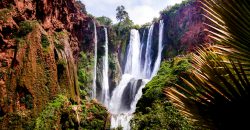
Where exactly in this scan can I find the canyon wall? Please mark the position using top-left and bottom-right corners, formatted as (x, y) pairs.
(161, 0), (211, 58)
(0, 0), (108, 129)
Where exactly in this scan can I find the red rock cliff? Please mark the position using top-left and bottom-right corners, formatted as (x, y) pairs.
(161, 0), (212, 58)
(0, 0), (95, 128)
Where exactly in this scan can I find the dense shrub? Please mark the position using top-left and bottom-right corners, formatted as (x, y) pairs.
(131, 101), (194, 130)
(19, 21), (35, 36)
(41, 34), (50, 48)
(35, 95), (68, 129)
(78, 51), (94, 97)
(132, 56), (193, 129)
(160, 0), (194, 16)
(96, 16), (113, 26)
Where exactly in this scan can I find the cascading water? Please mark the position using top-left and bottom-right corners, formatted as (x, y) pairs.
(151, 20), (164, 77)
(94, 21), (164, 129)
(101, 28), (110, 107)
(109, 29), (144, 130)
(91, 22), (98, 99)
(142, 24), (155, 79)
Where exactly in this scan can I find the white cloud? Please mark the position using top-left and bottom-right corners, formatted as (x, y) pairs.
(127, 5), (159, 25)
(81, 0), (185, 25)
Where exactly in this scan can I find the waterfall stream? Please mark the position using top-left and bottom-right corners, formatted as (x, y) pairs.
(91, 22), (98, 99)
(101, 28), (110, 107)
(151, 20), (164, 78)
(92, 20), (165, 129)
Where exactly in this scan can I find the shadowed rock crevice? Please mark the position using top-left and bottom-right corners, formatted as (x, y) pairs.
(16, 86), (33, 110)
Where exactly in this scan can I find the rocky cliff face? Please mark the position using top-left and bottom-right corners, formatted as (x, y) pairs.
(0, 0), (100, 129)
(161, 0), (211, 58)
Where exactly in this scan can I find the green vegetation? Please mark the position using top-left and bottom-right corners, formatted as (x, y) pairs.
(1, 60), (8, 67)
(20, 94), (33, 109)
(96, 16), (113, 26)
(57, 59), (67, 68)
(41, 34), (50, 48)
(133, 56), (193, 129)
(0, 8), (10, 22)
(131, 101), (193, 130)
(78, 51), (94, 98)
(160, 0), (194, 16)
(35, 95), (68, 129)
(19, 21), (36, 36)
(108, 54), (116, 73)
(165, 0), (250, 129)
(28, 95), (108, 130)
(0, 72), (4, 79)
(54, 42), (64, 50)
(79, 100), (109, 129)
(116, 5), (129, 22)
(54, 31), (66, 50)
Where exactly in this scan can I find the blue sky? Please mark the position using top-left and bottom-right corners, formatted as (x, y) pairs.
(81, 0), (184, 25)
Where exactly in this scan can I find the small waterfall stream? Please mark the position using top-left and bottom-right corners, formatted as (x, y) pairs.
(92, 20), (165, 130)
(91, 22), (98, 99)
(151, 20), (164, 77)
(101, 28), (110, 107)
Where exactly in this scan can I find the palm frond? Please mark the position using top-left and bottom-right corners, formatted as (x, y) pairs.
(165, 0), (250, 129)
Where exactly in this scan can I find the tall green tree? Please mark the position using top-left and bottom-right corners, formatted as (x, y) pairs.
(116, 5), (128, 22)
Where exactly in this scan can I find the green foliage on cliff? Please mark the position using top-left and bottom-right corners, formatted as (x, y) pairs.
(0, 8), (10, 22)
(19, 21), (36, 36)
(33, 95), (109, 130)
(41, 34), (50, 48)
(160, 0), (194, 16)
(35, 95), (68, 130)
(96, 16), (113, 26)
(80, 100), (109, 129)
(78, 51), (94, 98)
(132, 56), (193, 129)
(131, 101), (193, 130)
(139, 56), (191, 106)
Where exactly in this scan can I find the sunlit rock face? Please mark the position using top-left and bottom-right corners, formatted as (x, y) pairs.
(0, 0), (96, 129)
(160, 1), (212, 58)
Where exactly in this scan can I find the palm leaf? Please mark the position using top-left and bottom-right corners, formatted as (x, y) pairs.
(165, 0), (250, 129)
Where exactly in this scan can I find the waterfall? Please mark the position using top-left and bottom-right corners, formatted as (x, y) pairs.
(109, 30), (143, 130)
(109, 22), (164, 129)
(93, 21), (164, 130)
(124, 30), (141, 77)
(151, 20), (164, 77)
(101, 28), (110, 107)
(91, 22), (97, 99)
(142, 24), (154, 79)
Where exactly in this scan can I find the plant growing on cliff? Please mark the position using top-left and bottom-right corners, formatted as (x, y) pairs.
(41, 34), (50, 48)
(78, 51), (94, 98)
(160, 0), (194, 16)
(0, 8), (10, 22)
(35, 95), (68, 129)
(131, 101), (194, 130)
(96, 16), (113, 26)
(165, 0), (250, 129)
(133, 56), (193, 129)
(18, 21), (35, 36)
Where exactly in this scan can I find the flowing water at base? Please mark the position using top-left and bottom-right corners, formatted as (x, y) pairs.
(93, 20), (164, 130)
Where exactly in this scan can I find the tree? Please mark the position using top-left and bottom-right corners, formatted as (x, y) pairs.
(116, 5), (128, 22)
(96, 16), (112, 26)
